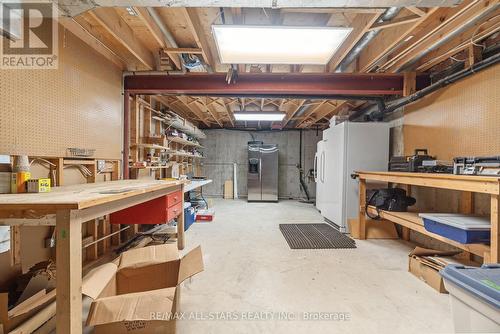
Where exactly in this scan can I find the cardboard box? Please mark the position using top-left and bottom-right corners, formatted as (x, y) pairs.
(408, 247), (462, 293)
(83, 244), (204, 334)
(348, 218), (398, 239)
(27, 178), (51, 193)
(0, 289), (56, 333)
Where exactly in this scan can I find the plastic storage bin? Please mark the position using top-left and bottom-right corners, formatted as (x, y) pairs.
(440, 264), (500, 333)
(419, 213), (491, 244)
(184, 202), (195, 231)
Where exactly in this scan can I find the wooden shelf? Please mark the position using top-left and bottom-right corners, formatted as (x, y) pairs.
(130, 165), (172, 170)
(167, 136), (203, 148)
(131, 143), (173, 152)
(366, 206), (490, 258)
(170, 152), (204, 159)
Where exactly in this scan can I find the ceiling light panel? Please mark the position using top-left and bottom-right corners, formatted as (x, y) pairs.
(212, 25), (352, 65)
(234, 113), (286, 121)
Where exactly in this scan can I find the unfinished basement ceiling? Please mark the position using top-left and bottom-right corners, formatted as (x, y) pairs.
(56, 0), (464, 17)
(154, 95), (362, 129)
(62, 1), (500, 129)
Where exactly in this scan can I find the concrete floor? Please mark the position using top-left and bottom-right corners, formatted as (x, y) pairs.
(179, 199), (454, 334)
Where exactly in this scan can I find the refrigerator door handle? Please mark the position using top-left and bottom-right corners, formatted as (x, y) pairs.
(259, 158), (262, 182)
(321, 151), (325, 183)
(313, 153), (318, 182)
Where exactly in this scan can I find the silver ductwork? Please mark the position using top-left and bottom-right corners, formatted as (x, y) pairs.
(287, 105), (312, 127)
(336, 7), (402, 73)
(396, 2), (500, 72)
(146, 7), (186, 73)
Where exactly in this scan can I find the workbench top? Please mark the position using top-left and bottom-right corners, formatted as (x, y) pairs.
(356, 171), (500, 195)
(0, 179), (185, 211)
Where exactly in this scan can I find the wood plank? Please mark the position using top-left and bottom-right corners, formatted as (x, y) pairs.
(0, 179), (186, 211)
(181, 8), (215, 70)
(383, 0), (497, 71)
(176, 96), (211, 127)
(55, 210), (82, 333)
(177, 184), (185, 250)
(460, 191), (475, 214)
(58, 18), (125, 70)
(163, 47), (203, 54)
(367, 14), (422, 32)
(134, 7), (182, 70)
(282, 99), (305, 127)
(403, 72), (416, 96)
(367, 206), (490, 257)
(89, 8), (155, 70)
(327, 13), (381, 72)
(359, 179), (367, 240)
(407, 7), (427, 16)
(491, 195), (499, 263)
(358, 7), (440, 72)
(282, 8), (386, 14)
(85, 219), (99, 261)
(357, 171), (500, 194)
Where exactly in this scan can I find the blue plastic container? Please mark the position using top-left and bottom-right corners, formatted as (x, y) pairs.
(419, 213), (490, 244)
(184, 203), (195, 231)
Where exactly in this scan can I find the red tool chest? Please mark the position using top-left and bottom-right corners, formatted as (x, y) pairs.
(110, 190), (183, 225)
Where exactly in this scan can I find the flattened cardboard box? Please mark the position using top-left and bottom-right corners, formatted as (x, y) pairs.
(408, 247), (462, 293)
(83, 244), (204, 334)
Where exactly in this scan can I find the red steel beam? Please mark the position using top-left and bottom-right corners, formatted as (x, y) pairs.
(124, 73), (426, 97)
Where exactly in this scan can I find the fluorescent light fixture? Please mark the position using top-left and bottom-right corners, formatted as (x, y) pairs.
(234, 112), (285, 121)
(212, 25), (352, 65)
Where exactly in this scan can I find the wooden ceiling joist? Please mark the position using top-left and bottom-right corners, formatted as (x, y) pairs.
(326, 12), (382, 72)
(180, 8), (216, 70)
(367, 14), (422, 32)
(380, 0), (497, 72)
(59, 17), (125, 69)
(174, 96), (211, 127)
(194, 97), (223, 127)
(88, 8), (155, 70)
(134, 7), (182, 70)
(407, 7), (428, 16)
(282, 99), (306, 128)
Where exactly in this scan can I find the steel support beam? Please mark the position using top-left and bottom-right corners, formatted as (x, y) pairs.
(124, 73), (428, 97)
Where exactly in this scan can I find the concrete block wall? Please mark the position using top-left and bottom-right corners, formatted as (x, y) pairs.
(200, 129), (321, 199)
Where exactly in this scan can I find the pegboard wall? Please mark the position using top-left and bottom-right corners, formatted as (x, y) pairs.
(0, 24), (123, 159)
(403, 64), (500, 160)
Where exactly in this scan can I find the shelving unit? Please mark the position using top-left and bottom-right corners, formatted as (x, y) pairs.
(128, 95), (206, 180)
(366, 206), (490, 258)
(357, 171), (500, 263)
(167, 136), (204, 148)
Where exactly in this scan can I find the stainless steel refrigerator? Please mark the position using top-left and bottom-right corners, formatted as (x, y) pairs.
(247, 142), (278, 202)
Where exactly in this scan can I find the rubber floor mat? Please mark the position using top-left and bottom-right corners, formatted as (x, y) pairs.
(279, 223), (356, 249)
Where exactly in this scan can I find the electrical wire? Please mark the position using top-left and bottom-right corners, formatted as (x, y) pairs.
(470, 14), (500, 49)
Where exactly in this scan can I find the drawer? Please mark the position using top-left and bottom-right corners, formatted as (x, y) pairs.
(110, 197), (167, 225)
(166, 190), (182, 208)
(166, 202), (182, 222)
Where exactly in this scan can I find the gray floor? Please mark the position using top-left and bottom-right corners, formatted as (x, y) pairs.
(179, 199), (454, 334)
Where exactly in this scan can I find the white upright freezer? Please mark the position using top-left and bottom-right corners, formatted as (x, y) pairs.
(314, 121), (389, 233)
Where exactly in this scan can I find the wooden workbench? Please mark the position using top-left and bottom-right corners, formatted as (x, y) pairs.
(356, 171), (500, 264)
(0, 179), (185, 333)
